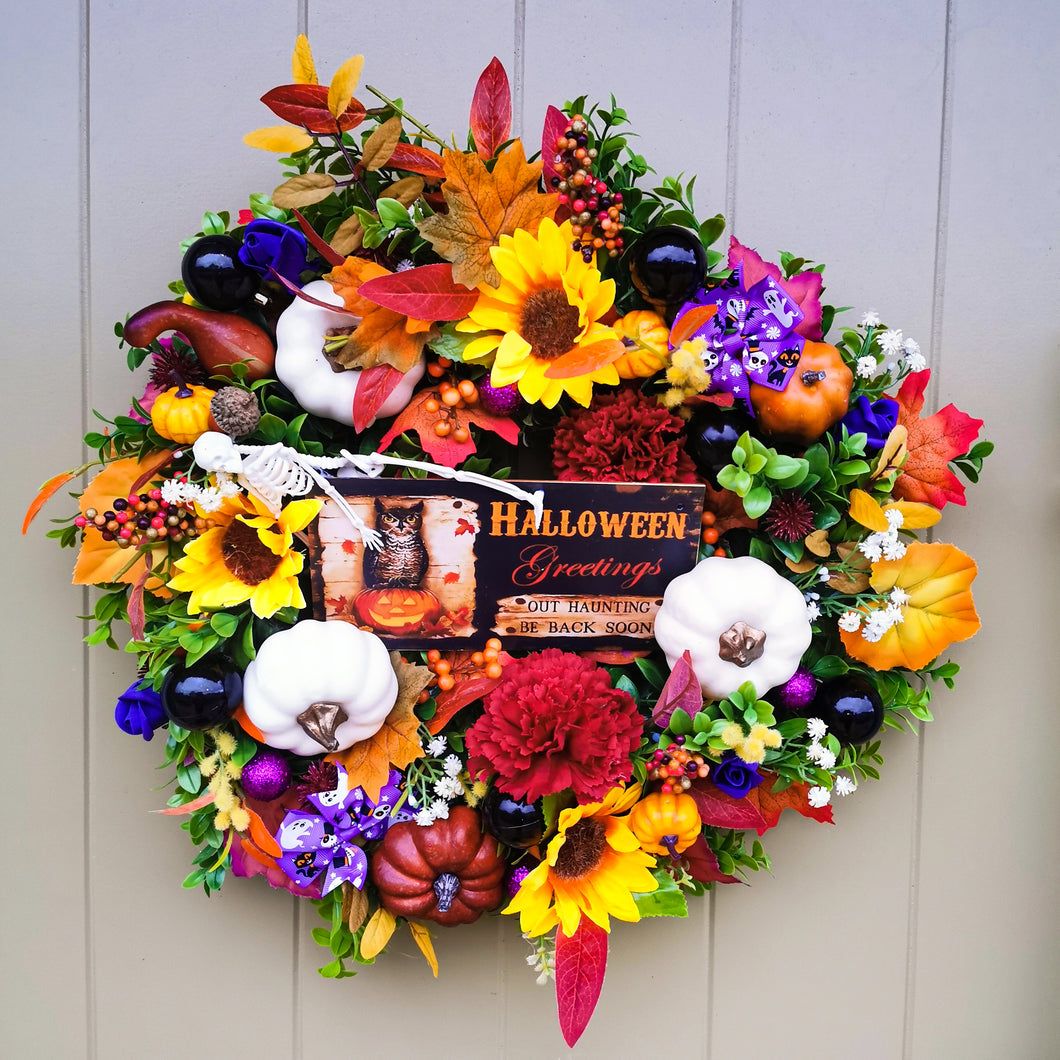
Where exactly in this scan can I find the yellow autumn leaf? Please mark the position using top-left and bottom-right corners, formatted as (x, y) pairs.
(848, 489), (891, 532)
(839, 541), (980, 671)
(886, 499), (941, 529)
(360, 906), (397, 960)
(244, 125), (314, 153)
(292, 34), (317, 84)
(871, 424), (908, 480)
(408, 921), (439, 978)
(328, 54), (365, 120)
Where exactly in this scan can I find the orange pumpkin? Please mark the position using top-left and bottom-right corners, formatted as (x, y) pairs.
(354, 586), (441, 634)
(612, 309), (670, 379)
(749, 341), (853, 447)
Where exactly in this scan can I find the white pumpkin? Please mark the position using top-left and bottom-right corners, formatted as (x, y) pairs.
(653, 555), (812, 700)
(274, 280), (425, 427)
(242, 620), (398, 755)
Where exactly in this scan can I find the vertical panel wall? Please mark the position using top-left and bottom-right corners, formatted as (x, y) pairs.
(3, 2), (1057, 1057)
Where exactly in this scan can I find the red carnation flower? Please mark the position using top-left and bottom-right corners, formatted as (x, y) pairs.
(465, 649), (644, 803)
(552, 387), (697, 483)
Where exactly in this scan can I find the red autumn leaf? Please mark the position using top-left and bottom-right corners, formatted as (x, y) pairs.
(687, 780), (768, 831)
(542, 338), (626, 379)
(427, 675), (501, 734)
(385, 142), (446, 181)
(260, 84), (366, 134)
(541, 105), (569, 184)
(376, 387), (521, 468)
(743, 771), (834, 835)
(669, 304), (719, 348)
(443, 571), (459, 584)
(652, 650), (704, 726)
(892, 369), (983, 508)
(555, 918), (608, 1048)
(127, 565), (151, 642)
(729, 236), (823, 341)
(352, 364), (405, 433)
(470, 57), (512, 159)
(291, 208), (345, 267)
(455, 518), (475, 536)
(356, 263), (478, 321)
(681, 835), (740, 885)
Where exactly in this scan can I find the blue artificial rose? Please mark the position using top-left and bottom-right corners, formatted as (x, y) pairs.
(837, 395), (899, 451)
(237, 219), (308, 284)
(115, 679), (167, 741)
(712, 751), (764, 799)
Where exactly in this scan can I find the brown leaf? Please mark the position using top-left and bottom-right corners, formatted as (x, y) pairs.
(804, 529), (832, 557)
(325, 653), (425, 801)
(829, 543), (872, 593)
(417, 143), (558, 289)
(341, 882), (369, 933)
(380, 175), (426, 207)
(362, 117), (404, 172)
(272, 173), (336, 209)
(330, 214), (365, 256)
(702, 481), (759, 536)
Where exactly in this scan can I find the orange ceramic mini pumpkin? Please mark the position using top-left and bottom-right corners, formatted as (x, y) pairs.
(749, 341), (853, 447)
(370, 806), (506, 926)
(353, 586), (441, 634)
(150, 384), (216, 445)
(612, 309), (670, 379)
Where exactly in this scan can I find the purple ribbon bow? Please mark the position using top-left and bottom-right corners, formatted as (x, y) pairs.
(275, 766), (412, 895)
(673, 264), (806, 407)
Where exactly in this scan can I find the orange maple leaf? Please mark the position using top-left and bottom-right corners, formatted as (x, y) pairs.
(325, 653), (430, 800)
(891, 370), (983, 508)
(324, 256), (434, 373)
(744, 772), (834, 835)
(376, 386), (520, 468)
(417, 142), (558, 289)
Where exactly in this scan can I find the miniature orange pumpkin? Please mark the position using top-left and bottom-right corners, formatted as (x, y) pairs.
(370, 806), (506, 925)
(150, 384), (216, 444)
(749, 341), (853, 447)
(628, 791), (701, 857)
(353, 586), (441, 634)
(612, 310), (670, 379)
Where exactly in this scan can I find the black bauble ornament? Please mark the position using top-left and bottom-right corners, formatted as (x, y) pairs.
(482, 787), (545, 848)
(161, 657), (243, 730)
(628, 226), (707, 313)
(181, 235), (259, 311)
(685, 405), (755, 488)
(812, 677), (885, 745)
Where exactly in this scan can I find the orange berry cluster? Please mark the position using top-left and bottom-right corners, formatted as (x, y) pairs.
(700, 509), (725, 556)
(74, 488), (210, 549)
(550, 115), (625, 262)
(649, 741), (710, 794)
(423, 359), (480, 442)
(426, 638), (504, 693)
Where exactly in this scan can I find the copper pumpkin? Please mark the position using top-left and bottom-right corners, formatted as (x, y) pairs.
(370, 807), (506, 926)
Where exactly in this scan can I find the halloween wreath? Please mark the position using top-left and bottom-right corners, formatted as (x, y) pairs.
(26, 38), (991, 1047)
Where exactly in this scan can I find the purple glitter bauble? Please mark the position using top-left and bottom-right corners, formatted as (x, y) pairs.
(507, 865), (531, 898)
(776, 667), (818, 713)
(477, 380), (522, 416)
(241, 749), (292, 801)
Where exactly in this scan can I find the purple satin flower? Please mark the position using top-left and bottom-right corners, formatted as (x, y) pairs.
(238, 220), (308, 284)
(838, 395), (899, 450)
(712, 751), (764, 799)
(114, 679), (167, 741)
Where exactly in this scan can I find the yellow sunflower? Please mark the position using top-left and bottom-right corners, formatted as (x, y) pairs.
(168, 494), (322, 618)
(455, 218), (625, 408)
(505, 785), (658, 938)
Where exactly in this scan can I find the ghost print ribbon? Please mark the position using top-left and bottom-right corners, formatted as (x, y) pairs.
(672, 264), (806, 406)
(275, 766), (412, 895)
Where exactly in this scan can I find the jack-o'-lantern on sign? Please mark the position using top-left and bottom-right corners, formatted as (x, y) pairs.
(353, 587), (442, 634)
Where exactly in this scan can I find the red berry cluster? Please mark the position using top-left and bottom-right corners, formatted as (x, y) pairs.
(550, 115), (624, 262)
(649, 740), (710, 794)
(74, 487), (211, 549)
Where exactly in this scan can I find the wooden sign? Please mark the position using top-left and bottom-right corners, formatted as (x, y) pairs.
(308, 478), (704, 649)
